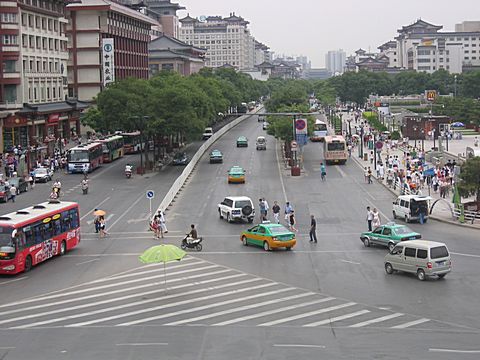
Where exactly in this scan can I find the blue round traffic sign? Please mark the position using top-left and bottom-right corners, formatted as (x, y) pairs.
(295, 119), (306, 131)
(146, 190), (155, 199)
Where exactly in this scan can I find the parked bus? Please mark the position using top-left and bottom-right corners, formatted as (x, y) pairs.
(121, 131), (142, 154)
(99, 135), (124, 162)
(66, 142), (103, 173)
(0, 200), (80, 274)
(324, 135), (347, 164)
(311, 119), (328, 142)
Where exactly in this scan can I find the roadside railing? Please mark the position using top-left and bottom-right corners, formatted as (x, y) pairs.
(155, 108), (262, 216)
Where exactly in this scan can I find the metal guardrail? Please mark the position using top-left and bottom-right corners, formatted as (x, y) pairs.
(155, 108), (261, 216)
(453, 207), (480, 224)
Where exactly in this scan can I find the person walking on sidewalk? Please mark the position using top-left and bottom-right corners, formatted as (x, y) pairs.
(364, 167), (369, 183)
(309, 215), (317, 243)
(366, 206), (374, 231)
(367, 167), (373, 184)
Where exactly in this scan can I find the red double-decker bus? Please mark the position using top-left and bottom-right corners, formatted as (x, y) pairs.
(0, 200), (80, 274)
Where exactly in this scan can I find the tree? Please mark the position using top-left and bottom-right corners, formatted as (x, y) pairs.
(457, 157), (480, 202)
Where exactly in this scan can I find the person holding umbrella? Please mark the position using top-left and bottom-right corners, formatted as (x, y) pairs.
(93, 209), (106, 234)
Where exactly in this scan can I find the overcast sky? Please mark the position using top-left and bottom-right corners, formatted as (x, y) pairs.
(177, 0), (478, 67)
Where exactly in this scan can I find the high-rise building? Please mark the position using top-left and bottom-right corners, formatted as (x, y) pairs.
(66, 0), (158, 102)
(325, 50), (346, 75)
(178, 13), (257, 70)
(0, 0), (87, 157)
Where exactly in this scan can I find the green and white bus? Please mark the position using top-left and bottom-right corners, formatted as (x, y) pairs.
(99, 135), (124, 163)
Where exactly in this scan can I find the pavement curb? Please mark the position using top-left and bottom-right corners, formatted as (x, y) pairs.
(349, 151), (480, 231)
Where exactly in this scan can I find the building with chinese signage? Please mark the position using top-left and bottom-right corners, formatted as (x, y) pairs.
(0, 0), (89, 161)
(66, 0), (159, 101)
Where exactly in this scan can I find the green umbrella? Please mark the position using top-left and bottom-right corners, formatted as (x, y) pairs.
(139, 244), (186, 291)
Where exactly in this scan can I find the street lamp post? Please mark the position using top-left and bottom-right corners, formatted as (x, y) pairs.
(413, 125), (418, 149)
(130, 115), (149, 172)
(420, 129), (425, 151)
(432, 128), (436, 150)
(454, 75), (457, 98)
(359, 125), (364, 159)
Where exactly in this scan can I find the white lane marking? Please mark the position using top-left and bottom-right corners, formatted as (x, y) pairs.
(275, 138), (288, 203)
(165, 292), (315, 326)
(391, 318), (430, 329)
(303, 310), (371, 327)
(0, 277), (28, 285)
(335, 165), (346, 178)
(116, 343), (168, 347)
(107, 192), (146, 231)
(115, 286), (292, 328)
(0, 263), (219, 309)
(272, 344), (326, 349)
(349, 313), (403, 328)
(451, 252), (480, 259)
(71, 283), (282, 328)
(351, 174), (376, 201)
(80, 197), (111, 221)
(258, 302), (356, 327)
(212, 296), (334, 326)
(0, 347), (16, 349)
(340, 259), (361, 265)
(1, 271), (242, 326)
(75, 259), (99, 266)
(9, 276), (260, 329)
(429, 349), (480, 354)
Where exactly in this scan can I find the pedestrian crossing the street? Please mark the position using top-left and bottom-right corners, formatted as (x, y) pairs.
(0, 257), (461, 330)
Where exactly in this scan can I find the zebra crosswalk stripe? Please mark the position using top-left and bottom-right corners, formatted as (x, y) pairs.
(350, 313), (404, 328)
(303, 310), (371, 327)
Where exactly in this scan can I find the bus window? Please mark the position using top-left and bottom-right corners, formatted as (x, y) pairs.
(53, 219), (62, 236)
(23, 226), (35, 247)
(62, 211), (72, 232)
(15, 233), (26, 251)
(33, 223), (43, 244)
(70, 209), (79, 228)
(43, 222), (53, 239)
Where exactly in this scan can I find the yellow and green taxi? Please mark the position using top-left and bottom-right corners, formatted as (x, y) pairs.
(241, 222), (296, 251)
(228, 166), (246, 184)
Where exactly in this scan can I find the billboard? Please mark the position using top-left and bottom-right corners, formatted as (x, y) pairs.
(102, 38), (115, 86)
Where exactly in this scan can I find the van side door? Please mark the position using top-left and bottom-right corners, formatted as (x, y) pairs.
(403, 247), (417, 273)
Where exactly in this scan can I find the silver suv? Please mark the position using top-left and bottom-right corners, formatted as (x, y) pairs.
(218, 196), (255, 223)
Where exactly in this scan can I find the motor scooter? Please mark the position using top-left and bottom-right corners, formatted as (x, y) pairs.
(125, 169), (132, 179)
(181, 234), (203, 251)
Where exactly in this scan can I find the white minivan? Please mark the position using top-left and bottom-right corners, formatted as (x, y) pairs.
(384, 240), (451, 281)
(392, 195), (432, 223)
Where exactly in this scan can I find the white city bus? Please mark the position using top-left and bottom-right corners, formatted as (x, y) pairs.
(324, 135), (347, 164)
(311, 119), (328, 142)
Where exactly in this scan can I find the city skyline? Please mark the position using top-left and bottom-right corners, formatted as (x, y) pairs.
(177, 0), (479, 67)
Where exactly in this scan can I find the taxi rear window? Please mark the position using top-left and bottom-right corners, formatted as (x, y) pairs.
(269, 225), (290, 234)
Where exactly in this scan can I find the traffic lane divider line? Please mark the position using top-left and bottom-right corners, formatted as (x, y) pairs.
(272, 344), (326, 349)
(80, 196), (111, 221)
(116, 343), (168, 347)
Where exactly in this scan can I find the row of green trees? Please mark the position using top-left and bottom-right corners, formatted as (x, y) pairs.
(82, 68), (269, 139)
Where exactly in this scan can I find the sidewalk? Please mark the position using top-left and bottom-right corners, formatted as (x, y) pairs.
(339, 113), (480, 230)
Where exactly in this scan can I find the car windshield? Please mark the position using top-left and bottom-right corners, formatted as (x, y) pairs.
(174, 153), (185, 159)
(68, 150), (89, 163)
(431, 246), (449, 259)
(394, 226), (414, 235)
(234, 200), (250, 208)
(269, 225), (290, 235)
(36, 168), (47, 175)
(0, 226), (13, 247)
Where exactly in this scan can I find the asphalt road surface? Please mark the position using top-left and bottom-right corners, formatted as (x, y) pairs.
(1, 113), (480, 360)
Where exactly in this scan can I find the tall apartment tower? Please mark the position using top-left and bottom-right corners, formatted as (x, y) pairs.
(178, 13), (255, 70)
(145, 0), (185, 38)
(325, 49), (346, 75)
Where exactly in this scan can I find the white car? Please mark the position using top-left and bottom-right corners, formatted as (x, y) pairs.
(218, 196), (255, 223)
(202, 127), (213, 140)
(34, 167), (53, 183)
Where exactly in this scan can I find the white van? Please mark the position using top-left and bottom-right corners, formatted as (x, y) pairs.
(384, 240), (451, 281)
(256, 136), (266, 150)
(392, 195), (432, 223)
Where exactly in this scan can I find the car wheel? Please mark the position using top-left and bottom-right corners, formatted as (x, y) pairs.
(404, 215), (409, 223)
(248, 218), (253, 223)
(392, 211), (396, 219)
(438, 274), (446, 279)
(242, 236), (248, 246)
(385, 262), (394, 274)
(59, 240), (66, 256)
(388, 242), (395, 252)
(286, 246), (292, 251)
(24, 255), (32, 273)
(263, 241), (270, 251)
(226, 213), (231, 223)
(363, 238), (370, 247)
(218, 209), (223, 219)
(417, 269), (426, 281)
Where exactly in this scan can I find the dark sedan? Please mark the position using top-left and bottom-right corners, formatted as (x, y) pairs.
(172, 152), (189, 166)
